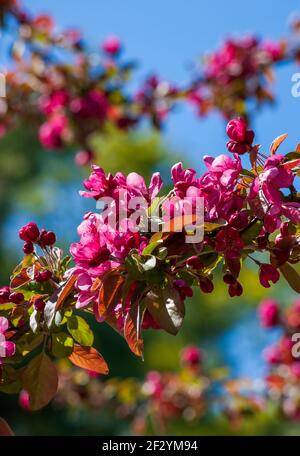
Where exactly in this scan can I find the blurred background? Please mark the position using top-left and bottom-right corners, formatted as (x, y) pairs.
(0, 0), (300, 435)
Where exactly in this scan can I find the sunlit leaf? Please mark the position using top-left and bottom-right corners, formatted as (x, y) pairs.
(98, 269), (124, 318)
(143, 287), (185, 335)
(67, 315), (94, 347)
(270, 133), (288, 154)
(68, 345), (109, 374)
(51, 332), (74, 358)
(124, 302), (145, 357)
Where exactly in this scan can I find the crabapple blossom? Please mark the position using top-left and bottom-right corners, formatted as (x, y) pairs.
(0, 317), (15, 364)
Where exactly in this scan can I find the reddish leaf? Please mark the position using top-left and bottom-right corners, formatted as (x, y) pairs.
(10, 268), (31, 289)
(55, 274), (77, 311)
(270, 133), (288, 155)
(21, 353), (58, 411)
(69, 345), (109, 375)
(98, 269), (124, 319)
(124, 303), (145, 357)
(296, 143), (300, 153)
(0, 417), (14, 436)
(283, 158), (300, 170)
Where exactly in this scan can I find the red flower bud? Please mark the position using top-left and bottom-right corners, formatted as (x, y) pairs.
(0, 287), (10, 303)
(39, 230), (56, 247)
(9, 292), (24, 304)
(259, 264), (280, 288)
(23, 241), (34, 254)
(199, 277), (214, 293)
(227, 140), (249, 155)
(181, 346), (203, 366)
(226, 117), (247, 142)
(102, 36), (121, 55)
(226, 117), (254, 155)
(223, 273), (236, 285)
(228, 281), (243, 297)
(34, 298), (45, 312)
(35, 270), (52, 282)
(258, 298), (279, 328)
(19, 222), (40, 242)
(186, 256), (203, 269)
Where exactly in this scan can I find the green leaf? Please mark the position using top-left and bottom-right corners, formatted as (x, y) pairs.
(17, 333), (43, 356)
(51, 332), (74, 358)
(0, 366), (22, 394)
(241, 219), (263, 244)
(21, 353), (58, 411)
(67, 315), (94, 347)
(142, 238), (163, 256)
(156, 246), (168, 260)
(280, 263), (300, 293)
(240, 169), (256, 179)
(143, 287), (185, 335)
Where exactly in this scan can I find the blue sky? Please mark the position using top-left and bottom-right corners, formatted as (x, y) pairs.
(26, 0), (300, 169)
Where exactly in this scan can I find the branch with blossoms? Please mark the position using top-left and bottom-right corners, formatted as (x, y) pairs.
(0, 1), (300, 165)
(0, 118), (299, 410)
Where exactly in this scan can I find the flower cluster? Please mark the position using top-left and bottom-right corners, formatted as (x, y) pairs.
(0, 2), (300, 165)
(0, 120), (299, 411)
(70, 119), (299, 351)
(259, 298), (300, 420)
(188, 35), (288, 119)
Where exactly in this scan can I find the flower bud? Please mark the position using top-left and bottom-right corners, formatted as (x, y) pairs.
(39, 230), (56, 247)
(9, 292), (24, 304)
(258, 299), (279, 327)
(19, 222), (40, 242)
(199, 277), (214, 293)
(102, 36), (121, 55)
(23, 241), (34, 254)
(34, 298), (45, 312)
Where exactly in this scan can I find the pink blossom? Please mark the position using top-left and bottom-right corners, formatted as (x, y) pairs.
(102, 36), (122, 55)
(70, 212), (148, 309)
(0, 317), (15, 365)
(80, 165), (162, 203)
(69, 89), (108, 120)
(38, 113), (68, 149)
(19, 390), (30, 410)
(181, 346), (203, 366)
(258, 299), (279, 327)
(39, 89), (69, 115)
(263, 345), (281, 364)
(248, 155), (300, 232)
